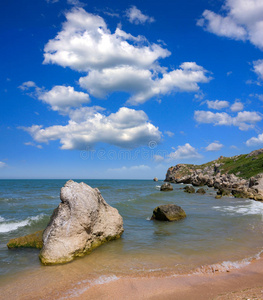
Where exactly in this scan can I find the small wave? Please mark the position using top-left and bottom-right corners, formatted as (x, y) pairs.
(193, 249), (263, 275)
(0, 214), (46, 233)
(0, 197), (15, 202)
(213, 200), (263, 216)
(0, 215), (5, 222)
(155, 185), (161, 190)
(60, 275), (119, 299)
(127, 198), (136, 202)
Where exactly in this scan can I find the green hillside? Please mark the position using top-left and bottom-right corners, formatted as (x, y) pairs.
(199, 149), (263, 179)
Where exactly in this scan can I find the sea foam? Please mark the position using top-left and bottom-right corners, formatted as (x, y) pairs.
(60, 275), (119, 299)
(0, 214), (46, 233)
(193, 249), (263, 275)
(213, 199), (263, 216)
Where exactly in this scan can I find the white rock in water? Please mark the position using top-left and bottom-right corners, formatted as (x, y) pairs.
(39, 180), (124, 265)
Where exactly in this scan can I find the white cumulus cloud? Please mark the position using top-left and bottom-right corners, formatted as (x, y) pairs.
(38, 86), (90, 113)
(206, 100), (229, 110)
(246, 133), (263, 146)
(43, 8), (168, 72)
(167, 143), (202, 161)
(197, 0), (263, 50)
(42, 8), (211, 105)
(205, 142), (224, 151)
(126, 6), (155, 25)
(252, 59), (263, 80)
(22, 107), (161, 150)
(230, 101), (244, 112)
(79, 63), (211, 105)
(18, 81), (38, 91)
(194, 110), (262, 130)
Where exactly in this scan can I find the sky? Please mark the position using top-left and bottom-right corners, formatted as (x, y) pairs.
(0, 0), (263, 179)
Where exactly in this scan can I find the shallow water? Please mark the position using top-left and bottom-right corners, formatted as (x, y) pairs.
(0, 179), (263, 287)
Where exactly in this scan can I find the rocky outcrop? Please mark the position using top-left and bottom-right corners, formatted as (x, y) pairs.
(164, 149), (263, 201)
(151, 204), (186, 222)
(39, 180), (124, 265)
(7, 230), (43, 249)
(160, 183), (173, 191)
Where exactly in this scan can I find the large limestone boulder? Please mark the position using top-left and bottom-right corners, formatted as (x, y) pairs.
(151, 204), (186, 222)
(39, 180), (124, 265)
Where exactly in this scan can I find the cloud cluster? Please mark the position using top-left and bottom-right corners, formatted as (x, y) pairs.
(43, 8), (211, 105)
(197, 0), (263, 50)
(23, 107), (161, 150)
(194, 110), (262, 130)
(80, 62), (211, 105)
(21, 7), (213, 151)
(44, 8), (169, 72)
(126, 6), (154, 25)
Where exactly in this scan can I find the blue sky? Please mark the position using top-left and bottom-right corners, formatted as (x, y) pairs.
(1, 0), (263, 179)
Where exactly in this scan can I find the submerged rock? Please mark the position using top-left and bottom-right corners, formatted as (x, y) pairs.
(151, 204), (186, 222)
(184, 186), (195, 193)
(160, 183), (173, 191)
(217, 187), (231, 196)
(7, 230), (43, 249)
(196, 188), (206, 194)
(39, 180), (124, 265)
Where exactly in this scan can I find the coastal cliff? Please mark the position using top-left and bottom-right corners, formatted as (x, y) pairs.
(165, 148), (263, 201)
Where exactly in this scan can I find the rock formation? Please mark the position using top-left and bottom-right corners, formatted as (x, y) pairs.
(151, 204), (186, 222)
(160, 183), (173, 191)
(164, 148), (263, 201)
(153, 177), (158, 182)
(39, 180), (124, 265)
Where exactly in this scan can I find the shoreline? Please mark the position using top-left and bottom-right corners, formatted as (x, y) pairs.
(65, 256), (263, 300)
(0, 253), (263, 299)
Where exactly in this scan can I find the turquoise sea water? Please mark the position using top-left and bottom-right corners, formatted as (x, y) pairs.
(0, 179), (263, 286)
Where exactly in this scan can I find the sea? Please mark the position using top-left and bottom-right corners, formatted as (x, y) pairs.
(0, 179), (263, 298)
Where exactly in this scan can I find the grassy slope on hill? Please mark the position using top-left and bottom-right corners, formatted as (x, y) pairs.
(173, 150), (263, 179)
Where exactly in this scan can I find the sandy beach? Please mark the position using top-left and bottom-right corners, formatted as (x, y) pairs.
(0, 255), (262, 300)
(72, 257), (263, 300)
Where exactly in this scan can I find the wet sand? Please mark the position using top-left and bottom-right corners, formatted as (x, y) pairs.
(1, 256), (263, 300)
(74, 258), (263, 300)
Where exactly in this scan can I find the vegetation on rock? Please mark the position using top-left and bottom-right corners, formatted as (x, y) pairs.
(7, 230), (43, 249)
